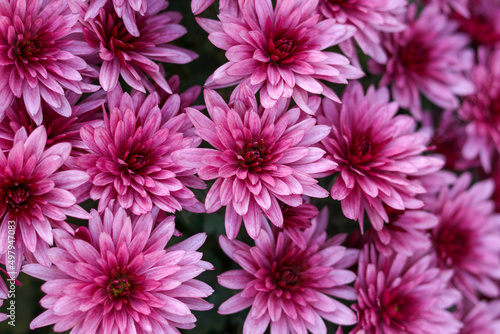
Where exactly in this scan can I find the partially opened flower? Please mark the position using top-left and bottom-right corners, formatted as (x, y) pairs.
(274, 199), (318, 249)
(425, 173), (500, 300)
(218, 212), (359, 333)
(369, 4), (474, 119)
(0, 126), (90, 274)
(79, 86), (205, 215)
(173, 89), (335, 239)
(319, 81), (444, 231)
(318, 0), (406, 64)
(354, 245), (463, 333)
(25, 206), (214, 333)
(459, 47), (500, 172)
(196, 0), (363, 114)
(80, 0), (197, 93)
(0, 0), (97, 123)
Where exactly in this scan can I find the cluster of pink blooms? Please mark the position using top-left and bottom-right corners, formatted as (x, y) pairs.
(0, 0), (500, 333)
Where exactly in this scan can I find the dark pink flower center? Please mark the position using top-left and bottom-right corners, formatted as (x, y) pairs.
(107, 267), (144, 301)
(10, 33), (42, 62)
(4, 183), (30, 212)
(346, 133), (380, 166)
(120, 151), (149, 171)
(399, 38), (430, 74)
(270, 247), (307, 291)
(379, 290), (415, 330)
(434, 225), (471, 267)
(239, 139), (272, 172)
(265, 18), (309, 64)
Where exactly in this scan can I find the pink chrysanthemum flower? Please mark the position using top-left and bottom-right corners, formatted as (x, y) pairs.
(24, 206), (214, 333)
(86, 0), (147, 37)
(173, 89), (335, 239)
(318, 0), (406, 64)
(274, 199), (318, 249)
(459, 47), (500, 173)
(78, 0), (197, 93)
(354, 245), (463, 333)
(0, 0), (97, 123)
(318, 81), (444, 231)
(369, 4), (474, 119)
(453, 0), (500, 46)
(0, 91), (105, 156)
(0, 126), (90, 274)
(79, 87), (205, 215)
(458, 299), (500, 334)
(218, 213), (359, 334)
(373, 207), (438, 256)
(196, 0), (363, 114)
(425, 173), (500, 300)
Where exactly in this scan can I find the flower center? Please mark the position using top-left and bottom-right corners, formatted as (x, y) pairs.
(399, 38), (429, 74)
(239, 139), (272, 172)
(5, 183), (30, 212)
(9, 32), (43, 62)
(380, 290), (414, 330)
(107, 267), (136, 300)
(273, 262), (302, 289)
(119, 150), (149, 172)
(265, 18), (309, 64)
(434, 225), (471, 267)
(347, 134), (375, 165)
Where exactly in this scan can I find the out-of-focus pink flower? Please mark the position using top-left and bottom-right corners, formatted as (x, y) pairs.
(425, 0), (470, 18)
(79, 86), (205, 215)
(318, 0), (406, 64)
(0, 126), (90, 275)
(196, 0), (363, 114)
(318, 81), (444, 232)
(369, 4), (474, 119)
(459, 47), (500, 173)
(425, 173), (500, 300)
(0, 0), (98, 124)
(79, 0), (197, 93)
(218, 212), (359, 334)
(25, 206), (214, 333)
(0, 91), (105, 156)
(453, 0), (500, 46)
(173, 89), (335, 239)
(373, 207), (438, 256)
(354, 245), (463, 333)
(458, 299), (500, 334)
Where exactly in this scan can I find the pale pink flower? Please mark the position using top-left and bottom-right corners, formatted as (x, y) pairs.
(218, 214), (359, 334)
(78, 0), (197, 93)
(318, 81), (444, 232)
(173, 89), (335, 239)
(25, 206), (214, 333)
(0, 126), (90, 274)
(0, 0), (98, 124)
(425, 172), (500, 300)
(369, 4), (474, 119)
(318, 0), (406, 64)
(196, 0), (364, 114)
(459, 47), (500, 172)
(354, 245), (463, 333)
(79, 87), (205, 215)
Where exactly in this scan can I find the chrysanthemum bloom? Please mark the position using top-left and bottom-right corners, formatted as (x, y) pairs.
(353, 246), (463, 333)
(0, 91), (105, 156)
(273, 199), (318, 249)
(369, 4), (474, 119)
(424, 173), (500, 300)
(0, 126), (90, 274)
(425, 0), (470, 18)
(24, 206), (214, 333)
(79, 0), (197, 93)
(196, 0), (364, 114)
(459, 47), (500, 173)
(453, 0), (500, 46)
(79, 87), (205, 215)
(86, 0), (147, 37)
(0, 0), (98, 123)
(173, 89), (335, 239)
(318, 81), (444, 231)
(218, 214), (359, 334)
(373, 207), (438, 256)
(458, 299), (500, 334)
(318, 0), (406, 64)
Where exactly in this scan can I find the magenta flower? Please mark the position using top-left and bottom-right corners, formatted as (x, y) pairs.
(318, 81), (444, 232)
(369, 4), (474, 119)
(0, 0), (97, 123)
(275, 199), (318, 249)
(80, 0), (197, 93)
(453, 0), (500, 46)
(425, 173), (500, 300)
(373, 207), (438, 256)
(196, 0), (363, 114)
(24, 206), (214, 333)
(173, 89), (335, 239)
(218, 214), (359, 333)
(459, 299), (500, 334)
(318, 0), (406, 64)
(459, 47), (500, 173)
(0, 126), (90, 274)
(354, 246), (463, 333)
(86, 0), (147, 37)
(79, 87), (205, 215)
(0, 91), (105, 156)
